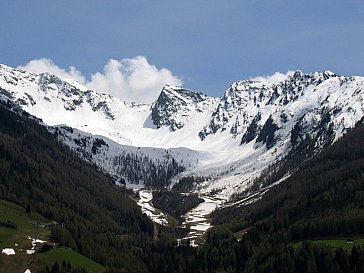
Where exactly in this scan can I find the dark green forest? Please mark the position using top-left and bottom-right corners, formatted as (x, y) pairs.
(1, 100), (364, 273)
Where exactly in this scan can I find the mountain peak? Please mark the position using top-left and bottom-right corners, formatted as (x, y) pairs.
(151, 85), (214, 131)
(160, 84), (207, 103)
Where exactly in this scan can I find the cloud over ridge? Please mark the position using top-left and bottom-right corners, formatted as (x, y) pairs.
(18, 56), (182, 104)
(249, 71), (295, 83)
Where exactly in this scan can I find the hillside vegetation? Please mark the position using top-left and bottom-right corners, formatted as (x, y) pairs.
(0, 103), (155, 272)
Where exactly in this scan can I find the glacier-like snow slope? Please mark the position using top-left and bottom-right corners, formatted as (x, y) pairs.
(1, 64), (364, 201)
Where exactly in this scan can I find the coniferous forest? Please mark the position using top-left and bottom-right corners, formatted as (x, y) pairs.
(1, 100), (364, 273)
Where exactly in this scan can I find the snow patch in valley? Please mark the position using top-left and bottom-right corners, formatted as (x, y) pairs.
(2, 248), (15, 255)
(27, 236), (46, 250)
(32, 239), (46, 244)
(180, 195), (224, 244)
(137, 190), (168, 226)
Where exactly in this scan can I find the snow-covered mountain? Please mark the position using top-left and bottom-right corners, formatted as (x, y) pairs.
(1, 63), (364, 200)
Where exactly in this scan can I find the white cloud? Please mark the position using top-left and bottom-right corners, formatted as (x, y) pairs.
(18, 56), (182, 104)
(250, 71), (295, 83)
(18, 58), (86, 84)
(87, 56), (182, 103)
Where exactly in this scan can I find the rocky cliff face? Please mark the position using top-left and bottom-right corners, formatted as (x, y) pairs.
(151, 84), (217, 131)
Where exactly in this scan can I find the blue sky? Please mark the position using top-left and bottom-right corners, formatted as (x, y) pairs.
(1, 0), (363, 101)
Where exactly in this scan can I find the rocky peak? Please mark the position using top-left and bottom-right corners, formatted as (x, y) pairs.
(151, 85), (212, 131)
(161, 84), (206, 103)
(38, 73), (85, 105)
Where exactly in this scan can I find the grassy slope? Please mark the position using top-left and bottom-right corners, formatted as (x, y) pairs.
(0, 199), (104, 273)
(37, 248), (105, 272)
(0, 199), (50, 273)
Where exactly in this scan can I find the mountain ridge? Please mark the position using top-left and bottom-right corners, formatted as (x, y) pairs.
(1, 63), (364, 200)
